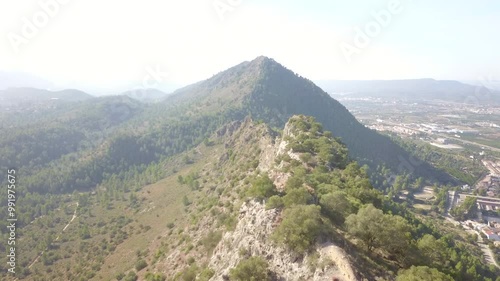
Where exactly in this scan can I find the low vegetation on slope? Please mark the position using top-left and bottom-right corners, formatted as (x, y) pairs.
(2, 114), (498, 281)
(390, 136), (487, 185)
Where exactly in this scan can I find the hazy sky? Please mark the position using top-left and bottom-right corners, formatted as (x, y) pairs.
(1, 0), (499, 92)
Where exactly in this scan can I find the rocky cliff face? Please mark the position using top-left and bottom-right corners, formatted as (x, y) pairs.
(208, 117), (359, 281)
(208, 201), (358, 281)
(257, 118), (300, 192)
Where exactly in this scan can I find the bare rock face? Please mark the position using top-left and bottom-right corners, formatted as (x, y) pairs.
(256, 135), (277, 173)
(258, 134), (290, 192)
(258, 119), (300, 192)
(208, 201), (358, 281)
(216, 119), (243, 138)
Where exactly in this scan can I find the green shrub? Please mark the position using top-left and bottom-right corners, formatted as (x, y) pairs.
(266, 195), (284, 209)
(285, 175), (303, 190)
(124, 271), (138, 281)
(299, 152), (312, 163)
(396, 266), (453, 281)
(247, 174), (277, 200)
(319, 191), (352, 225)
(202, 230), (222, 255)
(283, 188), (312, 207)
(229, 256), (271, 281)
(198, 267), (215, 281)
(273, 205), (322, 253)
(135, 259), (147, 271)
(116, 272), (125, 280)
(179, 264), (198, 281)
(239, 247), (251, 258)
(145, 272), (166, 281)
(183, 195), (191, 206)
(224, 214), (238, 230)
(306, 251), (320, 272)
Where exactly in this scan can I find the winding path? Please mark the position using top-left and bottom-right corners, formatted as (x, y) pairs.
(28, 202), (79, 269)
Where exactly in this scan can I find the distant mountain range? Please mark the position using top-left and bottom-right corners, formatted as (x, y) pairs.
(0, 87), (93, 107)
(0, 71), (54, 90)
(4, 71), (498, 105)
(315, 79), (500, 104)
(0, 86), (170, 107)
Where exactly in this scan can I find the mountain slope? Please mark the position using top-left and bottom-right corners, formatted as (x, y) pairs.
(164, 56), (456, 186)
(0, 95), (144, 193)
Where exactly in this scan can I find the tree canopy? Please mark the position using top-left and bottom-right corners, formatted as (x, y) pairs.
(396, 266), (454, 281)
(229, 256), (271, 281)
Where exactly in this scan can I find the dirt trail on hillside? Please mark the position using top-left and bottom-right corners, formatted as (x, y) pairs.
(28, 202), (79, 269)
(320, 243), (358, 281)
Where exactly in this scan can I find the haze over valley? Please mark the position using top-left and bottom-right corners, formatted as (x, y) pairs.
(1, 1), (500, 281)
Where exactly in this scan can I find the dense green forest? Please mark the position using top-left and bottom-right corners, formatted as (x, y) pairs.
(0, 111), (234, 229)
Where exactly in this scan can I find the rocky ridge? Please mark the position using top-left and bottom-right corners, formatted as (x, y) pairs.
(208, 116), (358, 281)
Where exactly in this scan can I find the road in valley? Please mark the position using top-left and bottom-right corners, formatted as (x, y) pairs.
(444, 192), (499, 269)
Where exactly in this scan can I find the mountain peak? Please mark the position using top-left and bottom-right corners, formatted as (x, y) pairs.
(165, 56), (284, 105)
(248, 55), (276, 66)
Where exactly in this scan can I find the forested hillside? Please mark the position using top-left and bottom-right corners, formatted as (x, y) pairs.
(0, 57), (487, 280)
(0, 57), (463, 231)
(2, 114), (497, 280)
